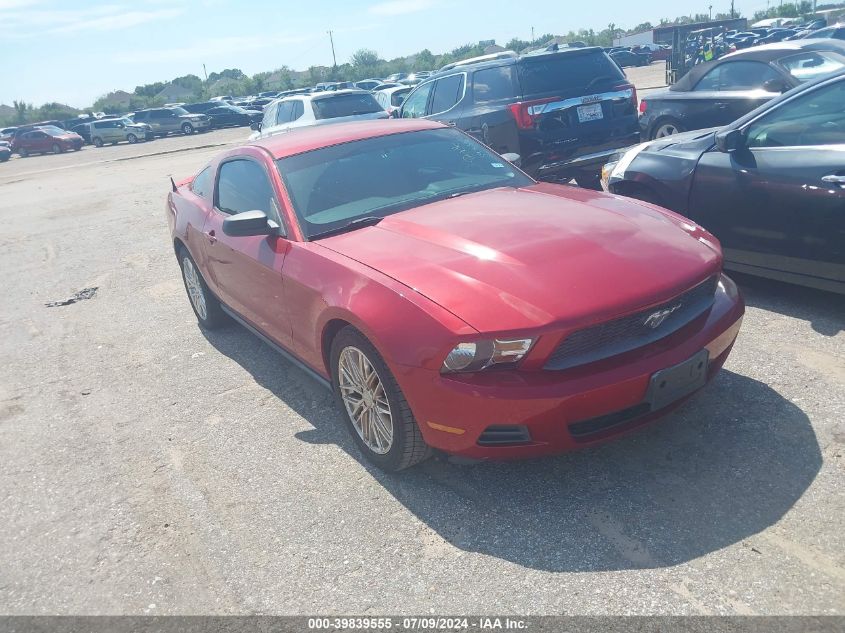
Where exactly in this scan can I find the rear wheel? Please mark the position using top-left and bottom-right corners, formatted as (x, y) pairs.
(331, 327), (431, 471)
(181, 123), (194, 135)
(178, 247), (227, 329)
(93, 137), (104, 148)
(652, 119), (685, 139)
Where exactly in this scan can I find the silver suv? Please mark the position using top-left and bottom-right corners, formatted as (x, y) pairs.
(131, 107), (210, 136)
(88, 118), (151, 146)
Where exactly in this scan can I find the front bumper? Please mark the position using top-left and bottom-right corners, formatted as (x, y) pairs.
(393, 274), (744, 460)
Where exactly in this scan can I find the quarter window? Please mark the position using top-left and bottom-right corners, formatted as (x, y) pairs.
(430, 74), (464, 114)
(191, 167), (212, 199)
(291, 100), (304, 120)
(275, 101), (294, 125)
(216, 160), (277, 217)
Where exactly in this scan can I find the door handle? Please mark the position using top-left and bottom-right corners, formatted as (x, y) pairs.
(821, 174), (845, 186)
(205, 229), (217, 244)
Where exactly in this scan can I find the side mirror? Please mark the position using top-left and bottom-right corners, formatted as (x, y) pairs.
(222, 210), (279, 237)
(501, 152), (521, 167)
(715, 128), (744, 153)
(763, 78), (788, 93)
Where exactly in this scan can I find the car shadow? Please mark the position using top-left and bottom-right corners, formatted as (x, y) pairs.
(201, 326), (821, 573)
(731, 272), (845, 336)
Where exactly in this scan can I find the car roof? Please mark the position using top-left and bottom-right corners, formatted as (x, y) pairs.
(252, 119), (444, 159)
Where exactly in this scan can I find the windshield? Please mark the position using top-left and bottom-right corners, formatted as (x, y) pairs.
(171, 107), (189, 115)
(311, 93), (383, 120)
(778, 51), (845, 82)
(277, 128), (533, 239)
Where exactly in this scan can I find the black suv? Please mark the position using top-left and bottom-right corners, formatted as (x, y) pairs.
(398, 48), (640, 188)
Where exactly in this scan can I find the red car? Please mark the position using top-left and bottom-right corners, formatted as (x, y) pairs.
(13, 126), (83, 156)
(167, 120), (744, 471)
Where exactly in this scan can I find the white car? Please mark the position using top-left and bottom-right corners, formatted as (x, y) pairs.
(249, 90), (388, 140)
(374, 85), (411, 116)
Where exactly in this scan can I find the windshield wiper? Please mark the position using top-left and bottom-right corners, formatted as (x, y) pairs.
(309, 216), (383, 240)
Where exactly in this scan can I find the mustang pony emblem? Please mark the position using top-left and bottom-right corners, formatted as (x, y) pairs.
(643, 303), (682, 329)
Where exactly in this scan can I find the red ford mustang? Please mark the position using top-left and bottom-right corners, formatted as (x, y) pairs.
(166, 119), (744, 471)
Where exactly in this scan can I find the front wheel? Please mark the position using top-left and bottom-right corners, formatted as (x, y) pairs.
(93, 137), (104, 148)
(331, 328), (431, 471)
(181, 123), (194, 135)
(178, 247), (227, 329)
(51, 143), (62, 154)
(18, 147), (29, 158)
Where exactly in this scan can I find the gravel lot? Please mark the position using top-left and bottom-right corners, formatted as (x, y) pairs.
(0, 123), (843, 616)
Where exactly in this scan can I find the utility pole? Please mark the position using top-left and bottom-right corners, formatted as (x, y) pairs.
(709, 4), (713, 20)
(202, 63), (208, 82)
(531, 26), (534, 42)
(327, 30), (337, 67)
(730, 0), (735, 18)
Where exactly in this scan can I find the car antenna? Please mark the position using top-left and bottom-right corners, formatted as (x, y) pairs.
(170, 176), (177, 193)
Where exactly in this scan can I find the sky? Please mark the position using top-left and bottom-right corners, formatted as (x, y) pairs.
(1, 0), (772, 107)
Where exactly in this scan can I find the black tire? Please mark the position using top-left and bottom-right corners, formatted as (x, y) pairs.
(575, 171), (603, 191)
(93, 137), (103, 148)
(126, 133), (137, 144)
(51, 143), (62, 154)
(330, 327), (431, 471)
(181, 123), (194, 135)
(0, 153), (9, 162)
(19, 147), (28, 158)
(178, 247), (228, 329)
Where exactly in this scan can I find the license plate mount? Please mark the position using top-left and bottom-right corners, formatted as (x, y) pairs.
(577, 102), (604, 123)
(646, 349), (709, 411)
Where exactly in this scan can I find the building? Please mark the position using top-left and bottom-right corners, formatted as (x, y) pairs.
(613, 30), (656, 47)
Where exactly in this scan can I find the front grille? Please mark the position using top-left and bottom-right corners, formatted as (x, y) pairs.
(545, 275), (718, 371)
(477, 425), (532, 446)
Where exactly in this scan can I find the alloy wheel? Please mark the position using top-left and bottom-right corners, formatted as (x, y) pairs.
(338, 346), (394, 454)
(182, 256), (207, 321)
(655, 123), (681, 138)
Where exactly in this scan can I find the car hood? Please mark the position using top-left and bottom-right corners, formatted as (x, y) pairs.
(318, 184), (722, 332)
(639, 128), (719, 160)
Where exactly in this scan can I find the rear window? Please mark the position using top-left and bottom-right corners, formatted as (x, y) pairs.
(312, 93), (382, 120)
(778, 51), (845, 82)
(519, 51), (625, 96)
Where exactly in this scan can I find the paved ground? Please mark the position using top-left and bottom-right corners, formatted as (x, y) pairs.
(0, 126), (843, 616)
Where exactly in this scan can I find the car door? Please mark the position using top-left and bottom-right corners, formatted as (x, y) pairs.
(689, 60), (785, 128)
(688, 76), (845, 290)
(400, 80), (434, 119)
(201, 157), (292, 345)
(31, 130), (50, 152)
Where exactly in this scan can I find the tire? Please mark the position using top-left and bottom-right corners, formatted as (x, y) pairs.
(178, 247), (228, 329)
(0, 153), (9, 162)
(181, 123), (194, 135)
(19, 147), (28, 158)
(651, 119), (685, 139)
(330, 327), (431, 471)
(575, 171), (603, 191)
(93, 137), (104, 148)
(127, 134), (137, 144)
(51, 143), (62, 154)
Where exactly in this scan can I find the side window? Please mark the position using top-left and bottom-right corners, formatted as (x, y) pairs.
(191, 167), (212, 199)
(275, 101), (294, 125)
(695, 61), (781, 91)
(429, 74), (465, 114)
(290, 100), (304, 120)
(746, 78), (845, 147)
(262, 103), (277, 128)
(401, 81), (434, 118)
(376, 92), (386, 108)
(472, 66), (515, 103)
(215, 160), (277, 217)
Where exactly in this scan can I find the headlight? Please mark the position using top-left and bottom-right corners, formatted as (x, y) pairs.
(441, 338), (534, 373)
(603, 142), (651, 188)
